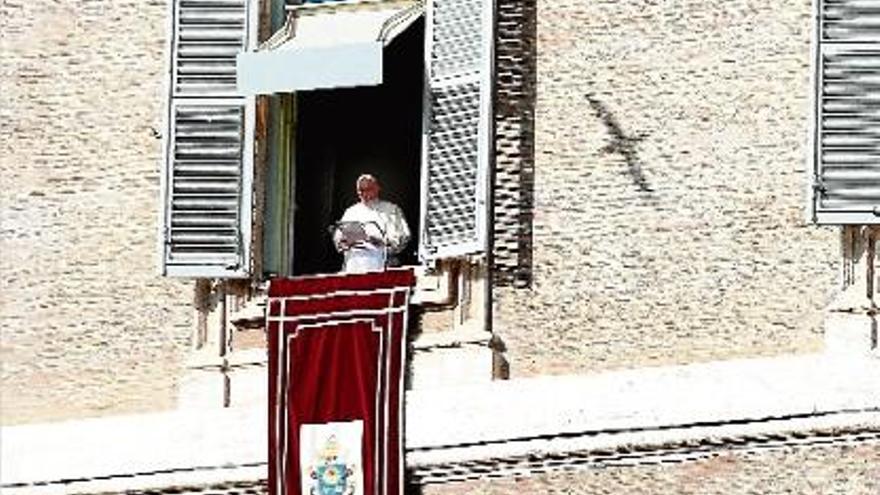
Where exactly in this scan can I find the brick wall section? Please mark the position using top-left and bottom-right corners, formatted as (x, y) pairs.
(492, 0), (839, 376)
(1, 1), (192, 424)
(423, 440), (880, 495)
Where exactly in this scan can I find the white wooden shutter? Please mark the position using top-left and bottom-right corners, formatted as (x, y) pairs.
(160, 0), (255, 277)
(172, 0), (249, 97)
(419, 0), (495, 260)
(812, 0), (880, 224)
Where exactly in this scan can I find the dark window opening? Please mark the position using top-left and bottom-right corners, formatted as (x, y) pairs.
(292, 19), (424, 275)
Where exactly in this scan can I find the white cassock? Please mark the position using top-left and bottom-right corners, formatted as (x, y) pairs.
(335, 199), (410, 273)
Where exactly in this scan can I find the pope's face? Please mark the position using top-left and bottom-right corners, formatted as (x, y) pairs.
(357, 179), (379, 203)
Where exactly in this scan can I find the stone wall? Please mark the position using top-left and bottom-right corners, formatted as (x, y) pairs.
(0, 0), (847, 421)
(1, 1), (192, 424)
(492, 0), (840, 376)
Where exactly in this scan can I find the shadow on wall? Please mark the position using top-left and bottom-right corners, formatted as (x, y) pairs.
(584, 93), (656, 197)
(492, 0), (537, 289)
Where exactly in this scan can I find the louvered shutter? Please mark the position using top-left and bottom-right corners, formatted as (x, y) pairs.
(160, 0), (255, 277)
(419, 0), (495, 259)
(812, 0), (880, 224)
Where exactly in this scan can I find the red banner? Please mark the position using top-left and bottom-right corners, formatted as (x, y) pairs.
(267, 269), (415, 495)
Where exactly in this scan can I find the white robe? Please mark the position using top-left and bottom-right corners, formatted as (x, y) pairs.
(335, 199), (410, 273)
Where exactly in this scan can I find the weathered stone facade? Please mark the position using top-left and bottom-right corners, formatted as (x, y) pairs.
(1, 1), (192, 424)
(0, 0), (859, 466)
(492, 0), (839, 376)
(3, 1), (877, 493)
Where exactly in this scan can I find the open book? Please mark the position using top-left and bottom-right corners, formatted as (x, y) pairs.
(332, 221), (369, 245)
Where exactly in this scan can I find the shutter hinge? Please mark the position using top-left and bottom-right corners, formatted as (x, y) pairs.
(164, 227), (172, 245)
(812, 180), (827, 195)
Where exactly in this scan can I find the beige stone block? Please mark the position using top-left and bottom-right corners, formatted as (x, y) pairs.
(410, 330), (495, 389)
(227, 350), (268, 408)
(824, 311), (879, 357)
(177, 364), (228, 410)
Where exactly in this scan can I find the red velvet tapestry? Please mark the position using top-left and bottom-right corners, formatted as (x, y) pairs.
(267, 269), (415, 495)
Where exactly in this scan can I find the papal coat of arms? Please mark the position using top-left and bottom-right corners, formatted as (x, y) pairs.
(300, 421), (364, 495)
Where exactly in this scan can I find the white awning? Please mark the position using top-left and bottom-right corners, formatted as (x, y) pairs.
(236, 1), (423, 94)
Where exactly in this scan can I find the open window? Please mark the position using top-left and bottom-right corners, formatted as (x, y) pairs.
(159, 0), (496, 278)
(161, 0), (499, 388)
(291, 19), (425, 275)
